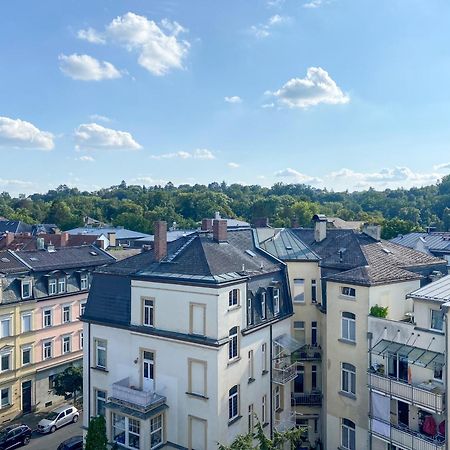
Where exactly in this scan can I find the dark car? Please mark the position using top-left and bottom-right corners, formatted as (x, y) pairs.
(57, 435), (83, 450)
(0, 425), (32, 450)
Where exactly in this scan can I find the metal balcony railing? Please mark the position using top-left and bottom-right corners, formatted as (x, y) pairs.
(292, 345), (322, 362)
(368, 372), (445, 414)
(291, 391), (322, 406)
(273, 362), (297, 384)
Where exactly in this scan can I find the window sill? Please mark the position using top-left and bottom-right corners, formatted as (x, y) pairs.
(275, 408), (283, 414)
(339, 391), (356, 400)
(339, 295), (356, 301)
(186, 392), (209, 401)
(338, 338), (356, 346)
(293, 301), (306, 305)
(227, 305), (241, 312)
(248, 377), (255, 384)
(91, 366), (108, 373)
(262, 422), (269, 428)
(262, 370), (269, 376)
(228, 415), (242, 427)
(227, 357), (241, 367)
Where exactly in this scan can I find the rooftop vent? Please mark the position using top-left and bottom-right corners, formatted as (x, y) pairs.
(29, 257), (39, 261)
(381, 247), (392, 254)
(89, 251), (98, 256)
(1, 257), (10, 263)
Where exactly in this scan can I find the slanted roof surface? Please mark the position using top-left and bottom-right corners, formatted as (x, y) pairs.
(66, 227), (151, 240)
(0, 251), (29, 274)
(408, 274), (450, 302)
(391, 232), (450, 252)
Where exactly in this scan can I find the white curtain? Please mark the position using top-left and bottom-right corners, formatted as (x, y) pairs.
(371, 392), (390, 438)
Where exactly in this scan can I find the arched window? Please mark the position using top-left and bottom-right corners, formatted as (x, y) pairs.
(228, 385), (239, 421)
(341, 418), (355, 450)
(341, 312), (356, 342)
(228, 327), (239, 360)
(341, 363), (356, 395)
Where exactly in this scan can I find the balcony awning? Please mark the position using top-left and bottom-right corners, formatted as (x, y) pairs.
(106, 401), (168, 420)
(370, 339), (445, 368)
(273, 334), (303, 353)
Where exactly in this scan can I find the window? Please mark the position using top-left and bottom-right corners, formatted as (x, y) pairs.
(229, 289), (239, 308)
(0, 388), (10, 409)
(43, 309), (52, 328)
(0, 316), (11, 338)
(261, 292), (266, 320)
(341, 363), (356, 396)
(248, 350), (254, 381)
(143, 299), (154, 327)
(150, 414), (163, 450)
(21, 313), (32, 333)
(43, 341), (53, 360)
(80, 273), (88, 290)
(58, 277), (67, 294)
(431, 309), (444, 331)
(95, 389), (107, 416)
(228, 385), (239, 421)
(21, 280), (32, 299)
(312, 365), (318, 390)
(248, 404), (254, 433)
(49, 375), (56, 390)
(293, 321), (305, 344)
(434, 364), (443, 381)
(113, 414), (140, 450)
(274, 385), (281, 411)
(273, 288), (280, 315)
(341, 286), (356, 298)
(228, 327), (239, 360)
(293, 279), (305, 302)
(80, 332), (84, 350)
(95, 339), (107, 369)
(261, 343), (268, 373)
(262, 395), (267, 424)
(341, 312), (356, 342)
(294, 365), (305, 394)
(80, 302), (86, 317)
(311, 321), (318, 346)
(247, 297), (253, 326)
(62, 336), (71, 354)
(341, 418), (356, 450)
(0, 351), (11, 372)
(62, 305), (71, 323)
(311, 279), (317, 303)
(22, 347), (31, 366)
(48, 279), (57, 295)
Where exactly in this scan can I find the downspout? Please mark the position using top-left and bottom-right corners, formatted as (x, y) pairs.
(88, 322), (91, 421)
(442, 303), (450, 447)
(270, 323), (273, 440)
(368, 331), (373, 450)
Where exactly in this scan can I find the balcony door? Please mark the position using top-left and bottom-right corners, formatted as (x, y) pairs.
(397, 400), (409, 427)
(388, 353), (408, 382)
(143, 351), (154, 391)
(294, 365), (305, 393)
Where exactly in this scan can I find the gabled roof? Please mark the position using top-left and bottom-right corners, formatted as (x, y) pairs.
(391, 232), (450, 253)
(408, 274), (450, 302)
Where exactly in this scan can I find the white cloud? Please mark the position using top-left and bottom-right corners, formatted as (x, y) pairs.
(77, 155), (95, 162)
(59, 54), (121, 81)
(89, 114), (111, 123)
(303, 0), (325, 8)
(0, 116), (54, 150)
(434, 162), (450, 171)
(0, 178), (33, 188)
(79, 12), (190, 76)
(77, 27), (106, 44)
(150, 148), (215, 160)
(261, 103), (275, 109)
(250, 14), (290, 38)
(275, 168), (322, 184)
(268, 67), (349, 108)
(267, 0), (285, 7)
(74, 123), (142, 151)
(224, 96), (242, 104)
(228, 162), (240, 168)
(131, 176), (167, 185)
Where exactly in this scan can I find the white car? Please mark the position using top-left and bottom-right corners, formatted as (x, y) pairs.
(37, 405), (79, 434)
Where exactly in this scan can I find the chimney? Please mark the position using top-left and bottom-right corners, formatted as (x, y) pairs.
(60, 232), (69, 247)
(362, 224), (381, 241)
(201, 219), (213, 231)
(95, 238), (106, 250)
(4, 232), (14, 247)
(253, 218), (270, 228)
(213, 219), (227, 243)
(154, 221), (167, 261)
(107, 232), (117, 247)
(291, 218), (300, 228)
(36, 237), (45, 250)
(312, 214), (327, 243)
(214, 212), (221, 220)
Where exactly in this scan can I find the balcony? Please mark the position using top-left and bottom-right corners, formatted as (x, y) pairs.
(109, 378), (166, 413)
(368, 372), (445, 414)
(370, 417), (446, 450)
(273, 363), (297, 385)
(292, 345), (322, 362)
(274, 410), (297, 432)
(291, 391), (322, 406)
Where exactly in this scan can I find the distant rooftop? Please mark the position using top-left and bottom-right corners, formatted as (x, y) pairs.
(67, 226), (151, 241)
(391, 232), (450, 253)
(408, 274), (450, 302)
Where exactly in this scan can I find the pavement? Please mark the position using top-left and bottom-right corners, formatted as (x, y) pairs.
(9, 409), (83, 450)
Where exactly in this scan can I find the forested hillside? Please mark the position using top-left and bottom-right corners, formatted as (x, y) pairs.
(1, 175), (450, 239)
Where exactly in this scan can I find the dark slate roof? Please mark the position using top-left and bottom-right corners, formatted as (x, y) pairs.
(0, 251), (29, 274)
(408, 274), (450, 302)
(67, 227), (151, 240)
(391, 232), (450, 253)
(256, 228), (319, 261)
(11, 245), (115, 271)
(0, 220), (32, 234)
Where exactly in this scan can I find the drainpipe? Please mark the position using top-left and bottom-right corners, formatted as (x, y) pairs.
(441, 302), (450, 447)
(87, 322), (91, 421)
(270, 323), (273, 440)
(368, 331), (373, 450)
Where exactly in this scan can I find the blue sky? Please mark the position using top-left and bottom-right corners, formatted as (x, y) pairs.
(1, 0), (450, 195)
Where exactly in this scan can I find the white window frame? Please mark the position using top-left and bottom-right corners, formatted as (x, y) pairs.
(341, 362), (356, 396)
(228, 327), (239, 361)
(58, 277), (67, 294)
(341, 418), (356, 450)
(43, 308), (53, 328)
(0, 350), (12, 373)
(341, 312), (356, 342)
(80, 302), (86, 317)
(248, 350), (254, 381)
(95, 339), (107, 369)
(262, 343), (268, 373)
(228, 385), (239, 422)
(62, 305), (71, 323)
(43, 340), (53, 360)
(95, 389), (107, 416)
(80, 331), (84, 350)
(274, 385), (281, 411)
(150, 414), (163, 450)
(0, 316), (11, 338)
(0, 387), (10, 409)
(80, 273), (89, 290)
(48, 278), (57, 295)
(21, 312), (32, 333)
(21, 346), (32, 366)
(273, 288), (280, 315)
(113, 414), (141, 450)
(311, 279), (317, 303)
(261, 292), (267, 320)
(293, 279), (305, 303)
(21, 280), (32, 299)
(62, 335), (71, 354)
(262, 394), (267, 424)
(228, 289), (240, 308)
(341, 286), (356, 298)
(431, 309), (444, 332)
(143, 299), (154, 327)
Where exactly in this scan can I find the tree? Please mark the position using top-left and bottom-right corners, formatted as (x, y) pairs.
(218, 420), (304, 450)
(53, 366), (83, 400)
(85, 415), (108, 450)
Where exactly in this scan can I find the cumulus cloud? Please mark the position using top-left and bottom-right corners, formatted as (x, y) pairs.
(150, 148), (215, 160)
(268, 67), (349, 108)
(224, 96), (242, 104)
(59, 54), (121, 81)
(78, 12), (190, 76)
(250, 14), (290, 38)
(0, 116), (54, 150)
(74, 123), (142, 151)
(77, 155), (95, 162)
(275, 168), (322, 185)
(77, 27), (106, 44)
(228, 162), (240, 168)
(89, 114), (111, 123)
(434, 162), (450, 171)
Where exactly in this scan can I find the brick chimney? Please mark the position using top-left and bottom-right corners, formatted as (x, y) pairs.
(4, 232), (14, 247)
(60, 232), (69, 247)
(201, 219), (213, 231)
(362, 224), (381, 241)
(154, 221), (167, 261)
(253, 218), (270, 228)
(107, 231), (117, 247)
(313, 214), (327, 243)
(213, 219), (227, 243)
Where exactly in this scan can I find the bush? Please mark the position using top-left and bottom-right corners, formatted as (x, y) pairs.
(370, 304), (388, 318)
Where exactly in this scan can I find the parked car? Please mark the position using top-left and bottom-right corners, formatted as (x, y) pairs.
(57, 435), (83, 450)
(0, 424), (32, 450)
(37, 405), (79, 434)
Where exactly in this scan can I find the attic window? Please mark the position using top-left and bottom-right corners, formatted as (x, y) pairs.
(245, 250), (256, 258)
(381, 247), (392, 254)
(29, 257), (39, 261)
(89, 251), (98, 256)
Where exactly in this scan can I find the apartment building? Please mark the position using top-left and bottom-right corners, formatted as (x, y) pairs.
(82, 220), (299, 449)
(0, 245), (114, 423)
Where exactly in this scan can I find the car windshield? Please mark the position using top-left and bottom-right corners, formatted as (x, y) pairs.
(46, 412), (59, 420)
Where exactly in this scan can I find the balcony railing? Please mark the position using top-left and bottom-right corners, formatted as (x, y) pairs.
(370, 417), (446, 450)
(109, 378), (166, 413)
(291, 391), (322, 406)
(273, 363), (297, 385)
(292, 345), (322, 362)
(368, 372), (445, 414)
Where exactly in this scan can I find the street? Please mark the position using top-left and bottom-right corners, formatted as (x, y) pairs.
(26, 412), (83, 450)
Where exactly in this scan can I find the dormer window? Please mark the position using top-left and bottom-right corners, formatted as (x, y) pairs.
(58, 277), (67, 294)
(21, 280), (32, 299)
(261, 292), (267, 320)
(80, 273), (89, 290)
(48, 279), (57, 295)
(273, 288), (280, 315)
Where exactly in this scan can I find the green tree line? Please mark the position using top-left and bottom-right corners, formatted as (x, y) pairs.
(1, 175), (450, 239)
